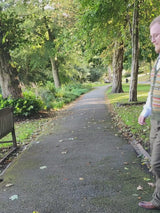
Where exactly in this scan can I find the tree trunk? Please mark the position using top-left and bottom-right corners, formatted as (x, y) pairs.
(111, 41), (124, 93)
(50, 57), (61, 88)
(129, 0), (139, 102)
(108, 65), (112, 82)
(0, 51), (22, 99)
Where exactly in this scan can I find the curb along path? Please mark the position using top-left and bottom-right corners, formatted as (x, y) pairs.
(106, 86), (151, 169)
(0, 86), (154, 213)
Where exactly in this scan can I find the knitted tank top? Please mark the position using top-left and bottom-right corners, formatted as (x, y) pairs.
(151, 57), (160, 120)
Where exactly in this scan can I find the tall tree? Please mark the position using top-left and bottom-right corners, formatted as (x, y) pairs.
(14, 0), (76, 88)
(0, 3), (23, 98)
(129, 0), (139, 101)
(112, 41), (124, 93)
(77, 0), (128, 93)
(128, 0), (160, 101)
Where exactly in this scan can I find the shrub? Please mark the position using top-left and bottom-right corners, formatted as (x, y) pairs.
(0, 82), (92, 116)
(37, 81), (56, 110)
(0, 91), (44, 117)
(124, 72), (131, 78)
(39, 88), (55, 110)
(50, 83), (91, 109)
(45, 81), (56, 94)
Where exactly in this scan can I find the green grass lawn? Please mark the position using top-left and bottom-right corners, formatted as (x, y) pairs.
(106, 84), (151, 152)
(0, 118), (51, 149)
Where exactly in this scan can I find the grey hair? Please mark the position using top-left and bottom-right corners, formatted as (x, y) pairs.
(150, 15), (160, 28)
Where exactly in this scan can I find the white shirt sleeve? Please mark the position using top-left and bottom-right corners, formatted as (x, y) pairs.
(140, 92), (152, 118)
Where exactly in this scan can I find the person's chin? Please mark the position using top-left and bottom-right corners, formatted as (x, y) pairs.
(155, 47), (160, 53)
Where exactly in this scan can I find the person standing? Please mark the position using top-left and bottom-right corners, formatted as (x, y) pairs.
(138, 15), (160, 210)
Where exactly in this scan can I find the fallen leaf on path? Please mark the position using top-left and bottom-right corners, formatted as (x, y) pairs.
(123, 162), (129, 165)
(148, 182), (155, 187)
(144, 177), (151, 181)
(9, 195), (18, 201)
(61, 150), (68, 154)
(40, 166), (47, 170)
(79, 177), (84, 181)
(5, 183), (14, 188)
(124, 167), (129, 170)
(137, 185), (143, 191)
(68, 138), (74, 141)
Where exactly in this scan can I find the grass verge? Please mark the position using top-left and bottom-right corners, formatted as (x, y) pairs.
(106, 84), (151, 153)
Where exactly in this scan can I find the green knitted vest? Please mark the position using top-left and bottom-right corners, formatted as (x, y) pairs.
(151, 57), (160, 120)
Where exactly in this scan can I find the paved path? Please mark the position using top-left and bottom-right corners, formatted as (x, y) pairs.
(0, 86), (154, 213)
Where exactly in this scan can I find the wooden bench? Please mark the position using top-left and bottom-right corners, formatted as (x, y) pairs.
(0, 107), (17, 163)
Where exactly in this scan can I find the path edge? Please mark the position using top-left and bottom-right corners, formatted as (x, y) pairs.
(105, 86), (151, 169)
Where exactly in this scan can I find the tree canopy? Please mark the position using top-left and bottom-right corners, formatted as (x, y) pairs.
(0, 0), (160, 99)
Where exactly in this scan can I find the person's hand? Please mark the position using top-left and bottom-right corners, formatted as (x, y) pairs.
(138, 115), (146, 125)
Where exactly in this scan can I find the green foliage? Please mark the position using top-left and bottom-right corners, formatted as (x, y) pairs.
(11, 46), (53, 85)
(0, 1), (25, 52)
(123, 72), (131, 78)
(0, 91), (44, 117)
(37, 81), (91, 110)
(11, 0), (77, 86)
(87, 57), (106, 82)
(1, 0), (160, 94)
(53, 83), (91, 109)
(38, 82), (56, 110)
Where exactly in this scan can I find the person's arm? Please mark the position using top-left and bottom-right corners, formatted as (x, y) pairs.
(138, 92), (151, 125)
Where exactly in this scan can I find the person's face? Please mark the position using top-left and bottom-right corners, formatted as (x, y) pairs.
(150, 22), (160, 53)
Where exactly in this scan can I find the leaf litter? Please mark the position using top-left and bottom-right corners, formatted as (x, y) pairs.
(40, 166), (47, 170)
(9, 195), (18, 201)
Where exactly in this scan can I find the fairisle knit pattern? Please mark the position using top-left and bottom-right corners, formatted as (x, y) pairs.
(151, 57), (160, 120)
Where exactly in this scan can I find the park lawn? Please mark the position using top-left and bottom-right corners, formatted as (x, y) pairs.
(0, 118), (51, 149)
(106, 84), (151, 152)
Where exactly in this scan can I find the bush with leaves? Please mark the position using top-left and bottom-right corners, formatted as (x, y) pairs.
(0, 82), (92, 115)
(0, 91), (44, 117)
(38, 82), (91, 110)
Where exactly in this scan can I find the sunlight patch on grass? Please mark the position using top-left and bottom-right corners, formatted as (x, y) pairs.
(107, 84), (150, 104)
